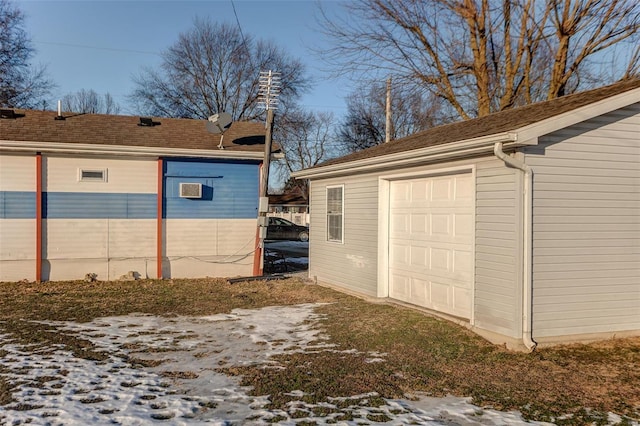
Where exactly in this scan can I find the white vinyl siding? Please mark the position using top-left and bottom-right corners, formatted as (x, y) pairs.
(473, 159), (522, 338)
(0, 155), (37, 281)
(0, 154), (36, 191)
(309, 177), (379, 297)
(45, 156), (156, 193)
(525, 104), (640, 339)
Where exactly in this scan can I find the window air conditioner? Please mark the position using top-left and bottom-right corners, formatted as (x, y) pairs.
(179, 183), (202, 198)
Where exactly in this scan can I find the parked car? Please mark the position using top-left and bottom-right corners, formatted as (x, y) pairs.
(266, 217), (309, 242)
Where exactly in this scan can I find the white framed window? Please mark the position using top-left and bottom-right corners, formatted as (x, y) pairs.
(326, 185), (344, 243)
(78, 168), (107, 182)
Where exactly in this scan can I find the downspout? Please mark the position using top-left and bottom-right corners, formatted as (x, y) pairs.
(494, 142), (537, 352)
(35, 153), (42, 282)
(157, 158), (163, 279)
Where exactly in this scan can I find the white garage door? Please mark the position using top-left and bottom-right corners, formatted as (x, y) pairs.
(389, 173), (474, 319)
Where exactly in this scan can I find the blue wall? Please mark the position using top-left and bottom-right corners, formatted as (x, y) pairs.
(163, 159), (259, 219)
(0, 191), (36, 219)
(43, 193), (156, 219)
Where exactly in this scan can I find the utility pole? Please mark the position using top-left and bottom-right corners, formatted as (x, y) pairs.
(259, 70), (280, 197)
(385, 76), (392, 143)
(254, 70), (280, 275)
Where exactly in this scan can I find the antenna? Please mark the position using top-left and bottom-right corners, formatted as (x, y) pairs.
(206, 112), (233, 149)
(258, 71), (281, 111)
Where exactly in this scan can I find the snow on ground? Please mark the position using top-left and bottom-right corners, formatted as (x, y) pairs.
(0, 303), (607, 425)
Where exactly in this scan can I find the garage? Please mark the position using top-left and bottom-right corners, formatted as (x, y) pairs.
(388, 172), (474, 319)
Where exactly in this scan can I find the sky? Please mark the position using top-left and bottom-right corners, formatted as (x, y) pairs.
(17, 0), (351, 117)
(0, 302), (564, 424)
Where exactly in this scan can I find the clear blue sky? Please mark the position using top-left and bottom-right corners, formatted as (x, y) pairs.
(18, 0), (350, 117)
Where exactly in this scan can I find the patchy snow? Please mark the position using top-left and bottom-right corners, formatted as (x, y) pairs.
(0, 304), (630, 425)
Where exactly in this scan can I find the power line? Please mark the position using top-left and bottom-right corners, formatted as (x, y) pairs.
(230, 0), (252, 67)
(33, 40), (160, 56)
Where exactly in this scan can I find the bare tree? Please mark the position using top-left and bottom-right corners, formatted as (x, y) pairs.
(340, 81), (444, 152)
(129, 18), (310, 120)
(272, 107), (338, 197)
(318, 0), (640, 119)
(62, 89), (121, 114)
(0, 0), (53, 108)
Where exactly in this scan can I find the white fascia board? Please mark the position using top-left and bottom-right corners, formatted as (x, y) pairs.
(292, 132), (518, 180)
(514, 87), (640, 143)
(0, 140), (269, 160)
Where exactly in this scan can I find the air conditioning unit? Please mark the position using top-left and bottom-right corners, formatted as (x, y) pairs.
(179, 182), (202, 198)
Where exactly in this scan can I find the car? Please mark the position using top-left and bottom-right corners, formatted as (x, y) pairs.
(266, 217), (309, 242)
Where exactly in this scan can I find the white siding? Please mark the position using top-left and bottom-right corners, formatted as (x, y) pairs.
(44, 156), (157, 193)
(0, 155), (36, 281)
(164, 219), (255, 278)
(309, 176), (379, 297)
(43, 219), (156, 281)
(474, 159), (522, 338)
(0, 154), (36, 190)
(525, 104), (640, 339)
(0, 219), (35, 281)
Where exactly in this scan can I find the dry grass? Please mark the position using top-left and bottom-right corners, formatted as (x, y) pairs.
(0, 277), (638, 425)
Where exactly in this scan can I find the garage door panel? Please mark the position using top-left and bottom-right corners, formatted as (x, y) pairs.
(431, 281), (451, 308)
(454, 214), (474, 237)
(411, 278), (430, 306)
(390, 242), (410, 267)
(430, 214), (451, 236)
(389, 172), (473, 320)
(389, 273), (410, 300)
(410, 246), (429, 268)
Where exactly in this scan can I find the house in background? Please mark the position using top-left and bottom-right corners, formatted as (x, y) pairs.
(0, 109), (271, 282)
(293, 79), (640, 350)
(268, 187), (309, 226)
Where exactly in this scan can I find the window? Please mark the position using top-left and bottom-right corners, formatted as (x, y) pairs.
(78, 168), (107, 182)
(326, 185), (344, 243)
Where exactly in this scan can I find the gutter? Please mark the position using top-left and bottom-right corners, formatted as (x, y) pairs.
(493, 142), (537, 352)
(0, 140), (283, 161)
(292, 132), (519, 179)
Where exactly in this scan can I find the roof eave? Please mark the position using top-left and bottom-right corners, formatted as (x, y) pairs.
(292, 132), (519, 180)
(515, 86), (640, 142)
(0, 140), (273, 160)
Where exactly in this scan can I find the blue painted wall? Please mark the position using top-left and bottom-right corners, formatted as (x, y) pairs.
(43, 193), (156, 219)
(163, 159), (260, 219)
(0, 191), (36, 218)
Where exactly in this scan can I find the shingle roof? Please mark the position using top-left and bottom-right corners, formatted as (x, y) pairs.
(317, 78), (640, 168)
(0, 110), (267, 152)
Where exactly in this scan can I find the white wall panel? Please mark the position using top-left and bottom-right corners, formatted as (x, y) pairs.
(0, 261), (35, 282)
(107, 219), (156, 258)
(44, 156), (157, 193)
(164, 219), (256, 258)
(44, 219), (108, 259)
(0, 154), (35, 191)
(164, 256), (253, 279)
(0, 219), (35, 260)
